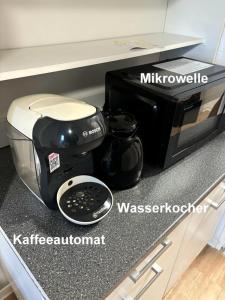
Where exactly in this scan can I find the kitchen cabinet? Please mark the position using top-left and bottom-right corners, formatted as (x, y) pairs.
(106, 216), (189, 300)
(0, 228), (47, 300)
(165, 180), (225, 294)
(165, 196), (210, 292)
(106, 179), (225, 300)
(0, 265), (12, 300)
(0, 266), (7, 290)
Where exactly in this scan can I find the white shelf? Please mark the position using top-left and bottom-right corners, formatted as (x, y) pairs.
(0, 33), (203, 81)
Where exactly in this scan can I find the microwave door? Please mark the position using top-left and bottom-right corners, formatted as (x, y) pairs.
(166, 99), (201, 157)
(174, 89), (225, 153)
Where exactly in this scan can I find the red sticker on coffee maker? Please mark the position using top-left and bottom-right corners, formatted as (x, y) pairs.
(48, 153), (60, 173)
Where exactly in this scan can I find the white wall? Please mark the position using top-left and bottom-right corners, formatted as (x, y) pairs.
(215, 26), (225, 66)
(164, 0), (225, 63)
(0, 0), (167, 50)
(0, 0), (167, 146)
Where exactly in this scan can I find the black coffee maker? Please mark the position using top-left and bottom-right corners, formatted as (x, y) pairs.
(7, 94), (114, 226)
(94, 112), (143, 190)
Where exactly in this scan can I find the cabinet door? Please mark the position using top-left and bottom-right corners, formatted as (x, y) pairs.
(106, 217), (189, 300)
(166, 180), (225, 293)
(0, 265), (7, 289)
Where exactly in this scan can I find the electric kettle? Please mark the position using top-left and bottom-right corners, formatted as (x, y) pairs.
(95, 112), (143, 189)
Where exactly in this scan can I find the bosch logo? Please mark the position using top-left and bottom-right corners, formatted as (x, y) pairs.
(82, 127), (101, 138)
(89, 127), (101, 135)
(82, 131), (88, 137)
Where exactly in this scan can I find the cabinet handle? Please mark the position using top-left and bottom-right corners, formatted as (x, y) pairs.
(208, 193), (225, 209)
(123, 264), (163, 300)
(129, 240), (172, 283)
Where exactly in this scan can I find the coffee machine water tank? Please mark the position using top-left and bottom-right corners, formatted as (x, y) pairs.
(7, 94), (107, 210)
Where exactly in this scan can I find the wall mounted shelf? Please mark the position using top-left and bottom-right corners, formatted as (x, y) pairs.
(0, 32), (203, 81)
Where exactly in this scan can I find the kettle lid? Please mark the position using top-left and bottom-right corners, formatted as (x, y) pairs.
(107, 112), (137, 135)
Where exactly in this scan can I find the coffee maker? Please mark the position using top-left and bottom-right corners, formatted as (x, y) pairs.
(7, 94), (113, 224)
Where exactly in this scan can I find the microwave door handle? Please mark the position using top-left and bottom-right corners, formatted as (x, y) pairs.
(183, 92), (202, 112)
(184, 100), (202, 112)
(180, 99), (202, 126)
(175, 94), (201, 128)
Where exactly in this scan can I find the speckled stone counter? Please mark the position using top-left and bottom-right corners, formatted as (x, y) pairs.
(1, 133), (225, 300)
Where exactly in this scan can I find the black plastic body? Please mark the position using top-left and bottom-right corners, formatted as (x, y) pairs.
(94, 114), (143, 189)
(104, 58), (225, 168)
(33, 110), (106, 209)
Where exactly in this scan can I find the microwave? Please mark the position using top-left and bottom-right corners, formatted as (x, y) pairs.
(104, 58), (225, 168)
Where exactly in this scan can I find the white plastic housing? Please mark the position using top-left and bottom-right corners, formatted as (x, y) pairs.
(57, 175), (113, 225)
(7, 94), (96, 139)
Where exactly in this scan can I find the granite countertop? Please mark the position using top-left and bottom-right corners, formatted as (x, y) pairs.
(1, 133), (225, 300)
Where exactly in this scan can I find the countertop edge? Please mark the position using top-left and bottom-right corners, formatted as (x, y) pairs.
(0, 227), (49, 300)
